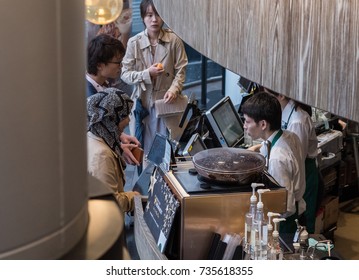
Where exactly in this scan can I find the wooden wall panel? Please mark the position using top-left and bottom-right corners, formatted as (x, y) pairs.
(153, 0), (359, 122)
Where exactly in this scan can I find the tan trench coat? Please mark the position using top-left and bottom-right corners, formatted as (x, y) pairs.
(87, 132), (136, 213)
(121, 29), (188, 141)
(121, 28), (188, 107)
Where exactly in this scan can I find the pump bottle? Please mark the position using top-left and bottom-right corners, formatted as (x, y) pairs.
(299, 226), (309, 260)
(268, 218), (286, 260)
(267, 212), (280, 249)
(292, 219), (309, 259)
(250, 188), (270, 259)
(244, 183), (263, 258)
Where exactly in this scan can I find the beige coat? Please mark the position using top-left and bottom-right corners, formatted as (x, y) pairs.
(121, 28), (188, 142)
(121, 28), (188, 109)
(87, 132), (136, 213)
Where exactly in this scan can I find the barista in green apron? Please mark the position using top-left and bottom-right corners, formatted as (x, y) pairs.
(276, 94), (319, 234)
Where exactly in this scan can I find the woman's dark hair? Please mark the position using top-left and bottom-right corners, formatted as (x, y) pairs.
(241, 91), (282, 131)
(87, 34), (125, 75)
(140, 0), (159, 20)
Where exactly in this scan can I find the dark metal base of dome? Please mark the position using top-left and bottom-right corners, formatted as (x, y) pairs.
(197, 174), (255, 190)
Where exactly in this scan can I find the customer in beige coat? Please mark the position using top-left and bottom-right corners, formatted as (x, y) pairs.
(121, 0), (188, 162)
(87, 88), (140, 213)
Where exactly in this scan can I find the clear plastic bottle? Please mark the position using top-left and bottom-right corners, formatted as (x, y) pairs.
(250, 222), (260, 259)
(251, 188), (270, 260)
(244, 183), (263, 259)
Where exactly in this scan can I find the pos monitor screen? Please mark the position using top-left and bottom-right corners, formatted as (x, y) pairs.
(205, 96), (244, 147)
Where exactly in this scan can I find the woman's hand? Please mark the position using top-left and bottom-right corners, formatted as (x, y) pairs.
(121, 143), (141, 166)
(120, 133), (141, 146)
(119, 133), (141, 165)
(149, 63), (164, 78)
(164, 91), (176, 103)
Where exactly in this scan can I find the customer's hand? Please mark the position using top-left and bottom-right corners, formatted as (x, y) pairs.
(164, 91), (176, 103)
(120, 133), (141, 146)
(121, 143), (141, 166)
(149, 63), (164, 78)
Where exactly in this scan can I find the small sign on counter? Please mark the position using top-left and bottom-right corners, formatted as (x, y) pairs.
(144, 166), (180, 253)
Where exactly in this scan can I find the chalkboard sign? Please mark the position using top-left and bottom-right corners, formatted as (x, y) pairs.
(143, 166), (180, 253)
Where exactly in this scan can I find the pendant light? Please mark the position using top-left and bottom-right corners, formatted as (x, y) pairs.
(85, 0), (123, 25)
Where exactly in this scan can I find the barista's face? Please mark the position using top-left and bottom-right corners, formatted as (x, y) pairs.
(243, 114), (262, 140)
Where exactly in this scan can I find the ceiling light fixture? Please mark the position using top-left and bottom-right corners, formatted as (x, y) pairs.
(85, 0), (123, 25)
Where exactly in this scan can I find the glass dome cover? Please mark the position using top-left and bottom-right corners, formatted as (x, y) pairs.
(192, 147), (266, 183)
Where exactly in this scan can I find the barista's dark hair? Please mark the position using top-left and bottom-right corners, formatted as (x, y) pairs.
(263, 87), (313, 117)
(241, 91), (282, 131)
(87, 34), (125, 75)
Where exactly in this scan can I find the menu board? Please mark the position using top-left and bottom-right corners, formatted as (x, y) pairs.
(143, 166), (180, 253)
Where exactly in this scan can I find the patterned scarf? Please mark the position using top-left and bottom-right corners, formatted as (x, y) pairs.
(87, 87), (133, 157)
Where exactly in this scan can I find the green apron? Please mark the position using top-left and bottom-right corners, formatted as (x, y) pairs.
(303, 157), (319, 233)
